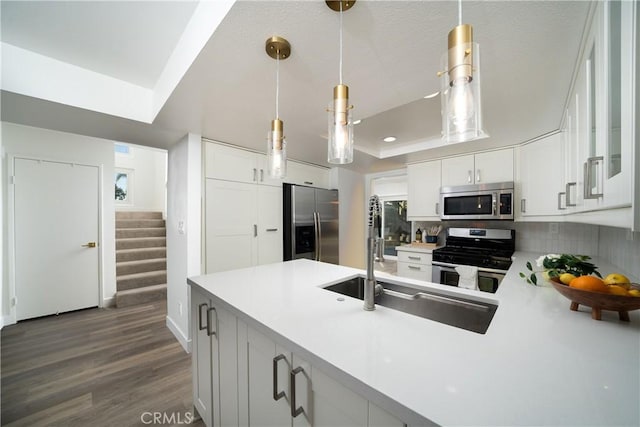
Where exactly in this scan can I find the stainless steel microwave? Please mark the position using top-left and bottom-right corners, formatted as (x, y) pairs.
(440, 182), (514, 220)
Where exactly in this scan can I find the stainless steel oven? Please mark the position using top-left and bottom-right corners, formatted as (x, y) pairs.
(431, 263), (506, 294)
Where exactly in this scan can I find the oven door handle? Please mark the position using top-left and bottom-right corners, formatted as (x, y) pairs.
(431, 261), (509, 275)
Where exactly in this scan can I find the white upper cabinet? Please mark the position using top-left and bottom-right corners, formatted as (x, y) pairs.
(407, 160), (441, 220)
(204, 142), (283, 187)
(517, 134), (566, 218)
(562, 0), (635, 225)
(441, 148), (514, 187)
(285, 160), (331, 189)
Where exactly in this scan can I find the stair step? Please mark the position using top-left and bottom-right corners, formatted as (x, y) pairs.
(116, 228), (166, 239)
(115, 284), (166, 308)
(116, 237), (166, 250)
(116, 219), (166, 229)
(116, 258), (166, 276)
(116, 247), (166, 262)
(117, 270), (167, 291)
(116, 211), (163, 220)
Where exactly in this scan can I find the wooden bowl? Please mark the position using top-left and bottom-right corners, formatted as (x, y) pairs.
(549, 278), (640, 321)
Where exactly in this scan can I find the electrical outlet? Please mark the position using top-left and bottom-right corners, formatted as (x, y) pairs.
(178, 220), (185, 235)
(178, 302), (183, 316)
(549, 223), (558, 234)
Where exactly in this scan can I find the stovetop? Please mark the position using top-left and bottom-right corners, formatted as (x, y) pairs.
(432, 228), (515, 271)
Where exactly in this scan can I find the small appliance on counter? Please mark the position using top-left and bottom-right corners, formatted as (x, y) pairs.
(432, 227), (515, 293)
(283, 183), (339, 264)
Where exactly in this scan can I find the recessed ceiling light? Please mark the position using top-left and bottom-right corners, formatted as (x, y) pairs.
(353, 119), (362, 125)
(383, 136), (397, 143)
(424, 91), (440, 99)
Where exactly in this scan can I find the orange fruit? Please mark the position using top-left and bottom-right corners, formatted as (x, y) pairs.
(569, 275), (608, 293)
(607, 285), (628, 296)
(628, 289), (640, 297)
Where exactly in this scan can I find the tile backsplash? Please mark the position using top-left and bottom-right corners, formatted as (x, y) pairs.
(598, 226), (640, 279)
(412, 221), (639, 279)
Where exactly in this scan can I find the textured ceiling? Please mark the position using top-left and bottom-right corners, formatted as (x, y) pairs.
(1, 1), (591, 173)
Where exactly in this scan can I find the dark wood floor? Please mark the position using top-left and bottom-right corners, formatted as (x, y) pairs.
(1, 301), (204, 427)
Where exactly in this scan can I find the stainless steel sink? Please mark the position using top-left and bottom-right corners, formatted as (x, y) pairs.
(324, 277), (497, 334)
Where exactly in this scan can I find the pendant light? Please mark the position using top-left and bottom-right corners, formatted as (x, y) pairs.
(326, 0), (355, 164)
(438, 0), (488, 143)
(265, 36), (291, 179)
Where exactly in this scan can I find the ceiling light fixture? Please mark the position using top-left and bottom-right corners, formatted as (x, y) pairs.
(438, 0), (487, 143)
(383, 136), (397, 143)
(265, 36), (291, 179)
(423, 91), (440, 99)
(353, 119), (362, 125)
(326, 0), (355, 164)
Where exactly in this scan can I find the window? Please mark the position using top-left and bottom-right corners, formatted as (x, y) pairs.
(115, 168), (133, 205)
(381, 199), (411, 256)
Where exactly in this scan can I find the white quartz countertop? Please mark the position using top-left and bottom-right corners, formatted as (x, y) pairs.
(394, 244), (439, 253)
(188, 254), (640, 426)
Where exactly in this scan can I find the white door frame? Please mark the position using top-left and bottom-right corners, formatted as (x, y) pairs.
(7, 154), (104, 325)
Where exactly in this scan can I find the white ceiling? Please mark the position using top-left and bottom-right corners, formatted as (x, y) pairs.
(0, 0), (591, 173)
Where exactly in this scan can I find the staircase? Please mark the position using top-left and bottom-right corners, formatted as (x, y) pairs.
(115, 211), (167, 308)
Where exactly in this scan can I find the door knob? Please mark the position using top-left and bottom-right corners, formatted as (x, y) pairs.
(82, 242), (97, 248)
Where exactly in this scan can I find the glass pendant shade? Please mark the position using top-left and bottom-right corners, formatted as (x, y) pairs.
(328, 84), (354, 164)
(267, 119), (286, 178)
(440, 24), (488, 143)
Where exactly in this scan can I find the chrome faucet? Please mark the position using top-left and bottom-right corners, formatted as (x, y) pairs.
(365, 195), (383, 311)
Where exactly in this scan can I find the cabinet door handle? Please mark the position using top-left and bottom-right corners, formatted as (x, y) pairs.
(304, 181), (313, 185)
(467, 170), (472, 183)
(266, 228), (278, 232)
(272, 354), (287, 401)
(408, 265), (421, 270)
(435, 202), (439, 215)
(290, 366), (305, 417)
(520, 199), (526, 213)
(198, 303), (208, 331)
(206, 307), (218, 338)
(557, 192), (566, 210)
(253, 168), (258, 182)
(565, 182), (576, 206)
(408, 256), (421, 261)
(476, 169), (481, 182)
(260, 169), (264, 182)
(583, 156), (603, 199)
(254, 224), (258, 237)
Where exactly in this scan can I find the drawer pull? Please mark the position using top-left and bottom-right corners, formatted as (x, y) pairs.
(408, 256), (421, 261)
(408, 265), (421, 270)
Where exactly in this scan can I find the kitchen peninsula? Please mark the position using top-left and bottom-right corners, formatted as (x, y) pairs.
(188, 256), (640, 426)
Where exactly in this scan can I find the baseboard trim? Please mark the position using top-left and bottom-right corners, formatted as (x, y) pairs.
(1, 315), (15, 329)
(103, 296), (116, 308)
(166, 315), (191, 353)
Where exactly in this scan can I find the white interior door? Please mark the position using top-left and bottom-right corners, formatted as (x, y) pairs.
(13, 157), (100, 321)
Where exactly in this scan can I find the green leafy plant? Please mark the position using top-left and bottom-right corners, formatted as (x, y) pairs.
(519, 253), (601, 285)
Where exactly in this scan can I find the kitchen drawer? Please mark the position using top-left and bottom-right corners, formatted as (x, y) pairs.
(397, 262), (432, 281)
(397, 251), (432, 265)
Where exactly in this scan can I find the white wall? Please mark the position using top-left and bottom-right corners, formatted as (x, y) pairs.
(115, 143), (167, 215)
(331, 168), (365, 269)
(1, 122), (116, 322)
(166, 133), (201, 352)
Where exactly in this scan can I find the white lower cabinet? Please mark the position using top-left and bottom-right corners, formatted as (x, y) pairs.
(396, 249), (432, 282)
(205, 179), (282, 273)
(191, 287), (238, 427)
(191, 289), (407, 427)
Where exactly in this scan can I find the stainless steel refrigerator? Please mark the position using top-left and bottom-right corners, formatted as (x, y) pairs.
(283, 184), (339, 264)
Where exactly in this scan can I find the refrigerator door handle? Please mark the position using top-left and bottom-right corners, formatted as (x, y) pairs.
(312, 212), (319, 261)
(316, 212), (322, 261)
